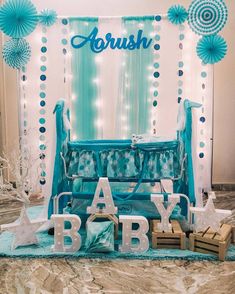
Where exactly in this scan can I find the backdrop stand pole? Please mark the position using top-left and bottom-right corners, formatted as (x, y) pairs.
(211, 64), (214, 190)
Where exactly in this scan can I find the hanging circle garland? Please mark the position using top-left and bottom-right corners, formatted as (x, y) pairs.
(188, 0), (228, 36)
(2, 38), (31, 69)
(196, 35), (227, 64)
(168, 5), (188, 25)
(0, 0), (38, 38)
(39, 9), (57, 27)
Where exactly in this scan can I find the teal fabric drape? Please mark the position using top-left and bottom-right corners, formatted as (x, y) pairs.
(117, 16), (154, 137)
(48, 100), (70, 217)
(70, 18), (99, 140)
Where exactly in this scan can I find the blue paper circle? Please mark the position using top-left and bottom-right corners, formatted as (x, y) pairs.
(39, 127), (46, 133)
(62, 18), (68, 25)
(154, 44), (160, 51)
(39, 118), (46, 124)
(153, 100), (158, 107)
(41, 46), (47, 53)
(40, 75), (46, 81)
(200, 116), (206, 123)
(40, 65), (47, 72)
(39, 144), (46, 150)
(200, 142), (205, 148)
(178, 70), (184, 76)
(40, 92), (46, 98)
(40, 109), (46, 115)
(199, 152), (204, 158)
(40, 100), (46, 107)
(179, 61), (184, 68)
(41, 37), (47, 43)
(154, 72), (160, 78)
(155, 15), (162, 22)
(62, 38), (68, 45)
(40, 179), (46, 185)
(155, 35), (160, 41)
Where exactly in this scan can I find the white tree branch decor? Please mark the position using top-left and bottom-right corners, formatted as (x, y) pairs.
(0, 145), (41, 206)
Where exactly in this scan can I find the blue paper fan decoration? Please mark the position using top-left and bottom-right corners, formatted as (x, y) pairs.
(188, 0), (228, 36)
(39, 9), (57, 27)
(168, 5), (188, 25)
(196, 35), (227, 64)
(0, 0), (38, 38)
(2, 38), (31, 69)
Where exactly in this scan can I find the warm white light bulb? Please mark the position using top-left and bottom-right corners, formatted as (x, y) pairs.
(95, 56), (103, 64)
(93, 78), (100, 85)
(96, 119), (103, 128)
(95, 99), (103, 108)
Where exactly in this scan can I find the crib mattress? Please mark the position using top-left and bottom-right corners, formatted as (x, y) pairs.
(65, 139), (182, 180)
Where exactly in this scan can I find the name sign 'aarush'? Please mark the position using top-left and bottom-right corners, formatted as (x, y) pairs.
(71, 27), (153, 53)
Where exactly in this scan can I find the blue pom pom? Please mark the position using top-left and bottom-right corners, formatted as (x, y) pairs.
(0, 0), (38, 38)
(39, 9), (57, 27)
(168, 5), (188, 25)
(197, 35), (227, 64)
(2, 38), (31, 69)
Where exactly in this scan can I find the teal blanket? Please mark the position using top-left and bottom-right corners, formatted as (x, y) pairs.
(0, 206), (235, 261)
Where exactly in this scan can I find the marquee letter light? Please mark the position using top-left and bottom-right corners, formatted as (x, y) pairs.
(51, 214), (82, 253)
(151, 194), (180, 232)
(87, 177), (117, 214)
(119, 216), (149, 253)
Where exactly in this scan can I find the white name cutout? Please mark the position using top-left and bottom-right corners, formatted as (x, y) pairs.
(151, 194), (180, 232)
(51, 214), (82, 252)
(87, 177), (117, 214)
(119, 216), (149, 253)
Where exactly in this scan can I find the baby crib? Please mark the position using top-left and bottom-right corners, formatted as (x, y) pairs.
(48, 99), (201, 221)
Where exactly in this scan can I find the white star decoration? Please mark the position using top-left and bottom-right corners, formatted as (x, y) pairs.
(0, 207), (46, 249)
(190, 193), (232, 233)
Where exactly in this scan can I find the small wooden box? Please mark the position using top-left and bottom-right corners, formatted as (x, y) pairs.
(151, 220), (186, 250)
(189, 224), (232, 261)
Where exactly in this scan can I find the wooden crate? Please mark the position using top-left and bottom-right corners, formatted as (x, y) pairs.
(151, 220), (186, 250)
(189, 224), (232, 261)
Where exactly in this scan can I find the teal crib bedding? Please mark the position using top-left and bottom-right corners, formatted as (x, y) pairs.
(65, 139), (181, 181)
